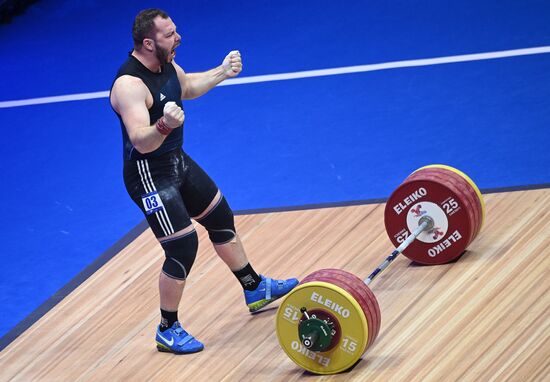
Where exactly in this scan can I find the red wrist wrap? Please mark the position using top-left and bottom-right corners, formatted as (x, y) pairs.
(156, 118), (172, 136)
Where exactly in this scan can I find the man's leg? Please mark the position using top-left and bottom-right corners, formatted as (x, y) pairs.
(154, 225), (204, 354)
(158, 274), (185, 311)
(192, 190), (248, 270)
(157, 224), (196, 323)
(180, 152), (299, 311)
(193, 190), (299, 312)
(124, 156), (203, 354)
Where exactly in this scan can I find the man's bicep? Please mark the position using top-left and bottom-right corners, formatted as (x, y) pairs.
(119, 100), (151, 133)
(112, 78), (151, 136)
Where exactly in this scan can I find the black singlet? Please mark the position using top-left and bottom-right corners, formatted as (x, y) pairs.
(111, 53), (183, 160)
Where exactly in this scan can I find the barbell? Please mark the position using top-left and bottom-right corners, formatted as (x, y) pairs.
(275, 164), (485, 374)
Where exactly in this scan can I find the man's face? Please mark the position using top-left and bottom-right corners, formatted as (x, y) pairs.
(151, 16), (181, 64)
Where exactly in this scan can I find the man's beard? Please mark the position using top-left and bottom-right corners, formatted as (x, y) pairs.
(154, 43), (171, 64)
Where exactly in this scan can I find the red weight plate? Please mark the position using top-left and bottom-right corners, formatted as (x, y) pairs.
(405, 168), (481, 238)
(307, 269), (381, 348)
(330, 270), (381, 343)
(408, 168), (481, 239)
(412, 168), (483, 241)
(406, 170), (479, 245)
(305, 269), (381, 344)
(396, 171), (477, 253)
(413, 165), (486, 233)
(384, 178), (473, 264)
(302, 270), (379, 349)
(302, 269), (380, 340)
(301, 274), (376, 350)
(407, 169), (481, 244)
(400, 174), (476, 257)
(300, 274), (375, 351)
(302, 270), (380, 348)
(300, 273), (376, 350)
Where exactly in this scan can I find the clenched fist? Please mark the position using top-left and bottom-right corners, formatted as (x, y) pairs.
(163, 101), (184, 129)
(222, 50), (242, 78)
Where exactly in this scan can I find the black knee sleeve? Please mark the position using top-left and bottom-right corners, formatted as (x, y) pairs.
(196, 196), (236, 244)
(160, 229), (198, 280)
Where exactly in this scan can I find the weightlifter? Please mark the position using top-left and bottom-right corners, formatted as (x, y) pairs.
(110, 8), (298, 354)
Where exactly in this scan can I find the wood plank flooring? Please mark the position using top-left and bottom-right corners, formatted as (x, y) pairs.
(1, 189), (548, 381)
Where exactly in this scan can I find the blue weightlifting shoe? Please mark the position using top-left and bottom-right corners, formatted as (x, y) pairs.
(156, 322), (204, 354)
(245, 275), (299, 313)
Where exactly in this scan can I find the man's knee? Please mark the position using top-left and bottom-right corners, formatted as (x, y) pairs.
(160, 229), (198, 280)
(195, 196), (236, 244)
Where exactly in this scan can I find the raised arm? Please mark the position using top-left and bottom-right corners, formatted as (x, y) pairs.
(110, 75), (184, 153)
(174, 50), (242, 100)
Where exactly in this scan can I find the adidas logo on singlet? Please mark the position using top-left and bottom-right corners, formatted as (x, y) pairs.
(160, 93), (166, 101)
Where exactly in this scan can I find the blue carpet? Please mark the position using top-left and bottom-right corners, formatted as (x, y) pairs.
(0, 0), (549, 340)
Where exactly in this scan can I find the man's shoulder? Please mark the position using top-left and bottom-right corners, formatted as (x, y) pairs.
(112, 75), (147, 95)
(110, 75), (148, 108)
(114, 74), (145, 85)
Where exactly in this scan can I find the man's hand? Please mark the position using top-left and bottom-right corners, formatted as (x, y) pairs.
(163, 101), (184, 129)
(222, 50), (242, 78)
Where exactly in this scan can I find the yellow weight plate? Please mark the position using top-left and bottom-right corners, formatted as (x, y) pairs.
(416, 164), (485, 229)
(276, 281), (369, 374)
